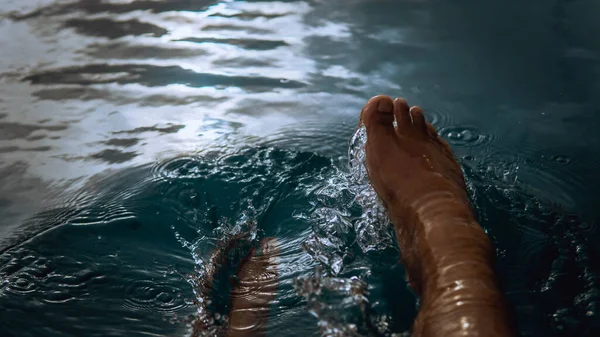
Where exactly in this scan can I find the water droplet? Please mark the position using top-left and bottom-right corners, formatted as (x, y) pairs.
(551, 155), (572, 165)
(447, 131), (461, 140)
(439, 126), (492, 147)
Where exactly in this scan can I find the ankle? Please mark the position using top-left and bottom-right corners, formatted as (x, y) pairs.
(420, 223), (497, 293)
(393, 210), (497, 297)
(414, 293), (513, 337)
(415, 264), (512, 337)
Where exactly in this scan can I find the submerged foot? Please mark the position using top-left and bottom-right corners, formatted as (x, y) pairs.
(227, 237), (279, 337)
(360, 96), (513, 337)
(191, 238), (279, 337)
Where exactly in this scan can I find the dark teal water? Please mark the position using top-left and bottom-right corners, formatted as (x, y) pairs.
(1, 0), (599, 336)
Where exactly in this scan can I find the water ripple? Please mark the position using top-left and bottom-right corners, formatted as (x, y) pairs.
(423, 106), (455, 130)
(83, 41), (209, 60)
(23, 64), (306, 90)
(5, 272), (39, 295)
(8, 0), (216, 19)
(551, 155), (573, 165)
(64, 18), (168, 39)
(152, 156), (208, 181)
(176, 37), (288, 50)
(0, 251), (53, 297)
(439, 125), (494, 148)
(124, 280), (188, 313)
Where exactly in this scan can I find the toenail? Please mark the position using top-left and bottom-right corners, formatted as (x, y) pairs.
(378, 99), (393, 113)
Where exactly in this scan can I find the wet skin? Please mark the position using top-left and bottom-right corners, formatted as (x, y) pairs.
(226, 238), (279, 337)
(361, 95), (514, 336)
(192, 237), (279, 337)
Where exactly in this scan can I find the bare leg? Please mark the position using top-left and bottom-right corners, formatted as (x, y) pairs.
(360, 95), (514, 336)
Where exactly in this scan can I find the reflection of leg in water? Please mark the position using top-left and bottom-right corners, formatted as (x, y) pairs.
(227, 237), (279, 337)
(191, 237), (279, 337)
(360, 96), (514, 337)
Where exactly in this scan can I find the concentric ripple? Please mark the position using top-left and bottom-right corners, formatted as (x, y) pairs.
(438, 125), (494, 148)
(0, 251), (54, 297)
(5, 272), (39, 295)
(123, 280), (188, 313)
(422, 105), (456, 130)
(152, 156), (208, 181)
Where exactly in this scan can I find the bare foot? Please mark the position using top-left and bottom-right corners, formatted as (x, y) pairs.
(227, 237), (279, 337)
(361, 96), (514, 337)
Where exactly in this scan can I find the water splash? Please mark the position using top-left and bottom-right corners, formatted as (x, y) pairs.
(297, 125), (402, 336)
(307, 123), (394, 258)
(294, 266), (409, 337)
(168, 136), (399, 335)
(303, 125), (393, 276)
(295, 268), (371, 337)
(163, 127), (600, 337)
(347, 125), (394, 254)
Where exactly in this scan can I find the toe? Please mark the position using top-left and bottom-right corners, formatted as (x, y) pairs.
(394, 98), (413, 135)
(426, 123), (438, 138)
(361, 95), (395, 133)
(426, 123), (445, 144)
(425, 122), (455, 154)
(438, 134), (456, 156)
(409, 106), (428, 135)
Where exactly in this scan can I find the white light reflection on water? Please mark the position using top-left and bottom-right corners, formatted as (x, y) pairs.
(0, 0), (365, 238)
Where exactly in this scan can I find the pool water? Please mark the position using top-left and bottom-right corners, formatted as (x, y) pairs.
(1, 0), (599, 336)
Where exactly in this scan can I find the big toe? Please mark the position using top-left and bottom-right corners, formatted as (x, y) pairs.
(360, 95), (395, 130)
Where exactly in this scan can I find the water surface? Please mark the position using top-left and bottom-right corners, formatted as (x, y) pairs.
(1, 0), (599, 336)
